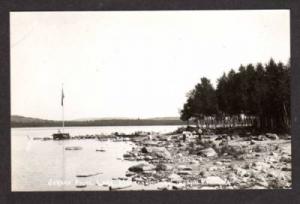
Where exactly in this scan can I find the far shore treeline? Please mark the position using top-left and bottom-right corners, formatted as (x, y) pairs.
(180, 59), (290, 132)
(11, 115), (186, 128)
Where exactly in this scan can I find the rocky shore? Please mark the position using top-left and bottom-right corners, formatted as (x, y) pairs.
(121, 129), (291, 190)
(31, 128), (291, 190)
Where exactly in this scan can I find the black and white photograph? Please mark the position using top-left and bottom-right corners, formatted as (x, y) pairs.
(10, 10), (291, 191)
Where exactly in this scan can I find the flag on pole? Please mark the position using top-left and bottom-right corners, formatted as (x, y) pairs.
(61, 88), (64, 106)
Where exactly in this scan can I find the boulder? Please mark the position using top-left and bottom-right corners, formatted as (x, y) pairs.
(178, 165), (192, 171)
(125, 171), (135, 177)
(253, 145), (268, 153)
(65, 146), (82, 151)
(208, 166), (218, 171)
(109, 181), (132, 190)
(226, 145), (246, 156)
(156, 163), (173, 171)
(168, 173), (183, 183)
(280, 154), (291, 163)
(172, 183), (185, 190)
(247, 185), (268, 189)
(144, 155), (153, 161)
(128, 163), (156, 173)
(202, 176), (227, 186)
(178, 170), (192, 175)
(265, 133), (279, 140)
(141, 147), (171, 159)
(282, 166), (292, 171)
(227, 173), (239, 184)
(214, 161), (223, 165)
(189, 159), (199, 164)
(235, 167), (249, 177)
(198, 147), (217, 158)
(123, 153), (133, 158)
(200, 186), (218, 190)
(252, 162), (270, 172)
(199, 170), (209, 177)
(156, 182), (172, 190)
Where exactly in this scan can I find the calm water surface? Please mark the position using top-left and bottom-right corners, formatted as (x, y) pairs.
(11, 125), (182, 191)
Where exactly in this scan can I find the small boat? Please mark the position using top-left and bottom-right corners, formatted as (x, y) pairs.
(52, 85), (70, 140)
(53, 133), (70, 140)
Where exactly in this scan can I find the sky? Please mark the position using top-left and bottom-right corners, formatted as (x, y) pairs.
(10, 10), (290, 120)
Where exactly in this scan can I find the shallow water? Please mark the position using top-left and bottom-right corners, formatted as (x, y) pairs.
(11, 125), (181, 191)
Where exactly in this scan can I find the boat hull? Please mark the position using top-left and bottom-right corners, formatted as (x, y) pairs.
(52, 133), (70, 140)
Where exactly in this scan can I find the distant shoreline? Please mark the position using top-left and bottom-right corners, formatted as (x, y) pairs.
(11, 120), (187, 128)
(11, 115), (187, 128)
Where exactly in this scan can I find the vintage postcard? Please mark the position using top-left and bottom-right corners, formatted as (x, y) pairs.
(10, 10), (291, 191)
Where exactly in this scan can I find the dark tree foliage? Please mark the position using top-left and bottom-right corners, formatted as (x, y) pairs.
(180, 77), (218, 121)
(180, 59), (290, 132)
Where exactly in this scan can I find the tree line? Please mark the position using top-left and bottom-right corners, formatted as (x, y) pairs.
(180, 59), (290, 132)
(11, 119), (186, 128)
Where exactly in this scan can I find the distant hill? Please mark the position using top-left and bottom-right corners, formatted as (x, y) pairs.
(11, 115), (186, 128)
(73, 117), (133, 121)
(73, 116), (180, 121)
(147, 117), (180, 120)
(11, 115), (54, 123)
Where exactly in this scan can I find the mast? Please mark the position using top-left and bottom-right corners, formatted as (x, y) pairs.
(62, 83), (65, 133)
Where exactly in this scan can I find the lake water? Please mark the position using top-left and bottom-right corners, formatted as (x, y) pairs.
(11, 125), (182, 191)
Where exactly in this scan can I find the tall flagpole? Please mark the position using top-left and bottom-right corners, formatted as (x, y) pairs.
(62, 83), (64, 133)
(61, 83), (65, 190)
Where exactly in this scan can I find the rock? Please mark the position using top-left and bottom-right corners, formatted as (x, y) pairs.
(76, 172), (102, 177)
(267, 171), (278, 178)
(225, 145), (246, 157)
(214, 161), (223, 165)
(252, 162), (270, 172)
(123, 153), (133, 158)
(144, 155), (153, 161)
(270, 152), (279, 157)
(208, 166), (218, 171)
(109, 181), (132, 190)
(282, 166), (292, 171)
(198, 147), (217, 157)
(156, 163), (173, 171)
(247, 185), (268, 189)
(255, 175), (269, 187)
(200, 186), (218, 190)
(141, 147), (171, 159)
(189, 159), (199, 164)
(156, 182), (172, 190)
(253, 145), (268, 153)
(76, 184), (87, 188)
(172, 183), (185, 190)
(168, 173), (183, 183)
(259, 134), (268, 141)
(178, 170), (192, 175)
(128, 163), (156, 173)
(65, 146), (82, 151)
(199, 170), (209, 177)
(125, 171), (135, 177)
(227, 173), (239, 184)
(178, 165), (192, 171)
(234, 167), (249, 177)
(280, 154), (291, 163)
(202, 176), (227, 186)
(132, 176), (144, 182)
(266, 133), (279, 140)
